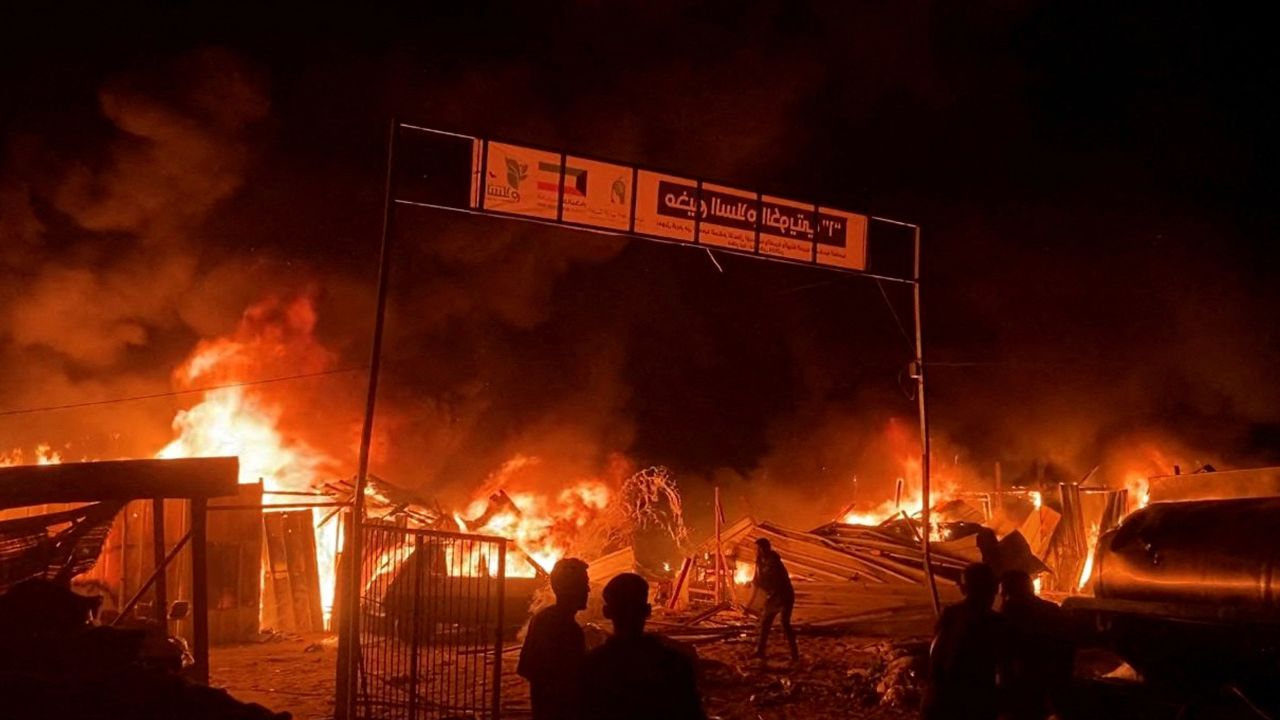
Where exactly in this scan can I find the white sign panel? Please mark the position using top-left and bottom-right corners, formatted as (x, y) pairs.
(465, 136), (875, 274)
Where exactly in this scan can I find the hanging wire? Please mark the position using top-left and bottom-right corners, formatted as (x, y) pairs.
(0, 366), (367, 418)
(875, 277), (916, 355)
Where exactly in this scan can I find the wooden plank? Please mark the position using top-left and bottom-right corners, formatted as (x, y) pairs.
(297, 514), (324, 632)
(0, 458), (239, 509)
(263, 512), (297, 631)
(668, 557), (693, 610)
(207, 484), (263, 644)
(282, 513), (311, 632)
(282, 510), (323, 633)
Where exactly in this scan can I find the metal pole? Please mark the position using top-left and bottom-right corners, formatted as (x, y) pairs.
(408, 535), (423, 720)
(912, 225), (942, 616)
(492, 542), (506, 719)
(336, 116), (400, 720)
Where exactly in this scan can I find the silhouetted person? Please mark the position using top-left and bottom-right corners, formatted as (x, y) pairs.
(923, 562), (1005, 720)
(583, 573), (705, 720)
(999, 570), (1075, 720)
(752, 537), (799, 661)
(518, 558), (590, 720)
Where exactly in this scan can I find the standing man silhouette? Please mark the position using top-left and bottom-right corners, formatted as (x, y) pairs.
(752, 537), (799, 661)
(999, 569), (1075, 720)
(922, 562), (1005, 720)
(517, 558), (590, 720)
(583, 573), (705, 720)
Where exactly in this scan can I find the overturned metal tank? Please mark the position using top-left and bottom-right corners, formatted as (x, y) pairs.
(1095, 497), (1280, 608)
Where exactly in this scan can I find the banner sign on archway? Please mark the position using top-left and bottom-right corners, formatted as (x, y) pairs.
(397, 125), (870, 273)
(338, 120), (933, 720)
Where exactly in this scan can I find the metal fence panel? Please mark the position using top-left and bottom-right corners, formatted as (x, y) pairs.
(357, 523), (506, 719)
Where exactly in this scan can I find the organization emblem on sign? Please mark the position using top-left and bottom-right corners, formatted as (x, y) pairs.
(482, 142), (560, 218)
(473, 139), (867, 268)
(558, 156), (633, 230)
(486, 154), (527, 202)
(538, 161), (588, 197)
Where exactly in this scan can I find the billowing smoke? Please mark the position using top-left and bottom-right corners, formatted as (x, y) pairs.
(2, 23), (1276, 539)
(0, 49), (277, 461)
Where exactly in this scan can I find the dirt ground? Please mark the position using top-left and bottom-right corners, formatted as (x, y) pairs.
(211, 634), (338, 719)
(210, 631), (1255, 720)
(210, 632), (918, 720)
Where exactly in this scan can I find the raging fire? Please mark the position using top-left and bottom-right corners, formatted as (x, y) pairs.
(156, 295), (345, 625)
(840, 471), (960, 528)
(456, 480), (612, 577)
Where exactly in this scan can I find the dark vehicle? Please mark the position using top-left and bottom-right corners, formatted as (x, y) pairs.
(1064, 497), (1280, 714)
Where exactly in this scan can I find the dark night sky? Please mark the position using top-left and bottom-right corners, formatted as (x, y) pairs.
(1, 2), (1277, 518)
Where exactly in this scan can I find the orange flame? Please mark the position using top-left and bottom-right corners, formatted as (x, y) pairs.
(155, 295), (343, 626)
(840, 470), (961, 527)
(0, 444), (64, 467)
(459, 479), (611, 577)
(1122, 472), (1151, 513)
(1077, 522), (1101, 589)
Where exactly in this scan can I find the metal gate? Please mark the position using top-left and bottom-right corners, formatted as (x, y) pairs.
(357, 523), (507, 719)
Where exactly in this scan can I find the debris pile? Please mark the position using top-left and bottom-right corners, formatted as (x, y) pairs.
(865, 639), (929, 709)
(692, 634), (929, 720)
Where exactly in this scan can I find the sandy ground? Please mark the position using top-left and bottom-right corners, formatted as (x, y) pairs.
(210, 631), (1256, 720)
(211, 634), (338, 719)
(210, 632), (917, 720)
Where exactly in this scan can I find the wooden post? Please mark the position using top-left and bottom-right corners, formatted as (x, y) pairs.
(152, 498), (167, 623)
(993, 461), (1003, 523)
(713, 486), (723, 604)
(190, 497), (209, 685)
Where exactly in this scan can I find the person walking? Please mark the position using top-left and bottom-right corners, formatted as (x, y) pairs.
(752, 537), (799, 661)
